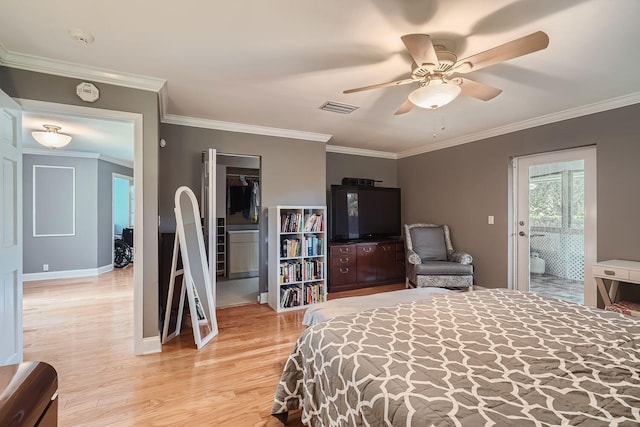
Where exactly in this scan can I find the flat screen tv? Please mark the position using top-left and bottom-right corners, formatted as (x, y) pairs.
(330, 185), (401, 241)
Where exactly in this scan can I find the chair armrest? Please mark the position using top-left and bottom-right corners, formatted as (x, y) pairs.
(449, 250), (473, 265)
(406, 248), (421, 265)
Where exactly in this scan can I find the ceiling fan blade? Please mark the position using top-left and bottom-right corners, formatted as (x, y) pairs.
(401, 34), (440, 69)
(394, 99), (415, 115)
(456, 78), (503, 101)
(343, 78), (415, 94)
(452, 31), (549, 74)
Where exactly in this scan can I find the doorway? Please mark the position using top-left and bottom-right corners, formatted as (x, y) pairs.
(512, 146), (597, 306)
(17, 98), (145, 354)
(113, 173), (134, 266)
(215, 153), (261, 307)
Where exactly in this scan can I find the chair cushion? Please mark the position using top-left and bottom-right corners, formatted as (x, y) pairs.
(415, 261), (473, 275)
(410, 227), (447, 261)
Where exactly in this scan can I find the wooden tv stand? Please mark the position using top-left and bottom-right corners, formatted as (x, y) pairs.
(329, 239), (405, 292)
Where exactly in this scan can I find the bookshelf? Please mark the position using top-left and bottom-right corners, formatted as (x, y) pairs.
(268, 206), (327, 312)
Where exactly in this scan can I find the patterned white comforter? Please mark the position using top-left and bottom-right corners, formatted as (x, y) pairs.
(272, 289), (640, 426)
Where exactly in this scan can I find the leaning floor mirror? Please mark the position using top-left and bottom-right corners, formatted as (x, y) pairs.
(162, 186), (218, 349)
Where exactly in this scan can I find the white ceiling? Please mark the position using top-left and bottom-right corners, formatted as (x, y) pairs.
(2, 0), (640, 159)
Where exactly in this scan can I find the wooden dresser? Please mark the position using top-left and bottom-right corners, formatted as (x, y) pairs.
(329, 240), (405, 292)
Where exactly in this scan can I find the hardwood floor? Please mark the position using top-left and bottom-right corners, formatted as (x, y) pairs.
(22, 268), (404, 426)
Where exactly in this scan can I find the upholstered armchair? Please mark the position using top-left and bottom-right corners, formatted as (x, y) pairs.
(404, 223), (473, 289)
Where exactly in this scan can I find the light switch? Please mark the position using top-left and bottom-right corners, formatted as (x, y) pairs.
(488, 215), (494, 225)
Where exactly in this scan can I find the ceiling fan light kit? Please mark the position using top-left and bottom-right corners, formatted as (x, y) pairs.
(409, 83), (461, 109)
(343, 31), (549, 115)
(32, 124), (72, 149)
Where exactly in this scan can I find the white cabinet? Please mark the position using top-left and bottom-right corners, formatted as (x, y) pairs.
(268, 206), (327, 312)
(228, 230), (259, 279)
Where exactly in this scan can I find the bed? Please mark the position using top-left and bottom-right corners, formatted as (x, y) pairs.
(272, 289), (640, 426)
(302, 287), (451, 326)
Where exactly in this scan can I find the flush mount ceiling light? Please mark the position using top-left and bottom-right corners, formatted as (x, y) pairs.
(408, 80), (462, 110)
(32, 125), (72, 149)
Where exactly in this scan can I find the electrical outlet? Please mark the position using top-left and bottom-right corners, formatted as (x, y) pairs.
(488, 216), (495, 225)
(43, 264), (49, 272)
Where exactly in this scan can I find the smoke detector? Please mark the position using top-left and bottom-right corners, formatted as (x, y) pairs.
(68, 29), (95, 46)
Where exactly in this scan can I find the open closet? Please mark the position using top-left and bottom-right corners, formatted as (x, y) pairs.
(213, 154), (261, 307)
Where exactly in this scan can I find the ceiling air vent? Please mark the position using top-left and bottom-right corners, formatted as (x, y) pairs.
(319, 101), (359, 114)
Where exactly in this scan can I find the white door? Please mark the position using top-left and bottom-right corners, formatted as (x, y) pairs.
(513, 147), (597, 306)
(205, 148), (217, 299)
(0, 90), (23, 366)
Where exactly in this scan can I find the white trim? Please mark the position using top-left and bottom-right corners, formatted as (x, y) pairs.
(162, 113), (332, 143)
(140, 336), (162, 355)
(511, 146), (597, 307)
(259, 292), (269, 304)
(397, 92), (640, 159)
(326, 144), (397, 159)
(32, 165), (75, 237)
(22, 148), (133, 168)
(5, 48), (639, 158)
(0, 49), (165, 92)
(15, 98), (146, 355)
(23, 264), (113, 281)
(132, 109), (145, 356)
(99, 154), (133, 169)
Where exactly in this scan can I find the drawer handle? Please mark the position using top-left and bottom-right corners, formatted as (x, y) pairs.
(339, 268), (349, 273)
(604, 270), (616, 276)
(339, 257), (350, 264)
(383, 246), (391, 251)
(362, 247), (372, 253)
(339, 248), (349, 254)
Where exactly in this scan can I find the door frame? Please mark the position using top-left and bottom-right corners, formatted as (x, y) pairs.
(17, 99), (147, 354)
(511, 146), (597, 306)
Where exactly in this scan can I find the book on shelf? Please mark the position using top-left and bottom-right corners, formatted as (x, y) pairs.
(281, 212), (303, 233)
(303, 259), (325, 281)
(280, 285), (301, 308)
(279, 261), (302, 284)
(305, 236), (324, 256)
(303, 213), (325, 233)
(304, 282), (324, 304)
(281, 238), (300, 258)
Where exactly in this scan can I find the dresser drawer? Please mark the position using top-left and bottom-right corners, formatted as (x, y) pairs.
(331, 265), (357, 285)
(331, 254), (356, 266)
(330, 245), (356, 256)
(593, 265), (629, 281)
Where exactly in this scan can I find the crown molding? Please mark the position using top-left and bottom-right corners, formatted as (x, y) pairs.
(0, 48), (165, 92)
(397, 91), (640, 159)
(326, 144), (397, 159)
(23, 147), (133, 168)
(162, 113), (332, 143)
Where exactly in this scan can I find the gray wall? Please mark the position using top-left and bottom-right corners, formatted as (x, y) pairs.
(98, 160), (134, 266)
(1, 66), (160, 338)
(23, 155), (98, 273)
(326, 152), (399, 241)
(22, 155), (132, 273)
(326, 152), (397, 188)
(159, 123), (326, 293)
(398, 103), (640, 295)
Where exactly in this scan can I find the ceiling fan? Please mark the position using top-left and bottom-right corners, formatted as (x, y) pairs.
(343, 31), (549, 115)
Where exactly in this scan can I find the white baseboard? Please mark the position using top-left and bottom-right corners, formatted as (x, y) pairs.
(259, 292), (268, 304)
(23, 264), (114, 282)
(137, 335), (162, 355)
